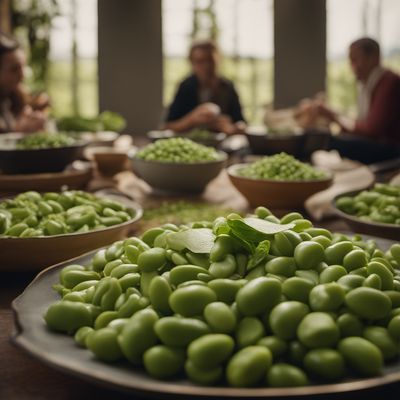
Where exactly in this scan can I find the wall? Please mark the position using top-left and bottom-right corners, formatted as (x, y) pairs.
(98, 0), (163, 135)
(274, 0), (326, 108)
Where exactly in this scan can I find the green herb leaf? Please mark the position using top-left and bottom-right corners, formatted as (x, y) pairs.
(247, 240), (271, 271)
(228, 217), (294, 242)
(166, 228), (215, 254)
(243, 217), (295, 234)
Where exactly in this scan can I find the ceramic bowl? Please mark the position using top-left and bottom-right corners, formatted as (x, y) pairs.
(228, 163), (333, 209)
(132, 152), (227, 194)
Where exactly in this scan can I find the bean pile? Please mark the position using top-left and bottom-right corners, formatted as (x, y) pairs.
(137, 138), (220, 163)
(16, 132), (76, 150)
(186, 128), (215, 141)
(44, 208), (400, 387)
(336, 183), (400, 225)
(0, 191), (136, 238)
(238, 153), (328, 181)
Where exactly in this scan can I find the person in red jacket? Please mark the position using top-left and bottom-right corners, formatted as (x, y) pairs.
(317, 37), (400, 163)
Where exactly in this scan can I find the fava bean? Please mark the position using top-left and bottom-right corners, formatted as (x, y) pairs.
(269, 301), (309, 340)
(338, 337), (383, 376)
(118, 309), (159, 364)
(169, 285), (216, 317)
(226, 346), (272, 387)
(185, 360), (223, 385)
(86, 327), (122, 362)
(282, 277), (314, 303)
(144, 345), (185, 379)
(236, 317), (265, 348)
(155, 317), (210, 346)
(294, 241), (325, 270)
(203, 302), (237, 333)
(363, 326), (398, 360)
(44, 301), (94, 334)
(345, 287), (392, 320)
(188, 334), (234, 369)
(267, 363), (308, 387)
(309, 283), (345, 312)
(236, 277), (281, 316)
(297, 312), (340, 348)
(304, 349), (345, 381)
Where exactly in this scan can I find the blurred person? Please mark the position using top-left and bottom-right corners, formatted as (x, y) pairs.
(316, 37), (400, 163)
(0, 32), (48, 133)
(164, 40), (246, 135)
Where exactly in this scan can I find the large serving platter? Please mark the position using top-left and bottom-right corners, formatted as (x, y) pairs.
(11, 236), (400, 398)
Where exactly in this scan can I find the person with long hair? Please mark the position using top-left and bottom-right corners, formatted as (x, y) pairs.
(0, 32), (48, 133)
(164, 39), (246, 135)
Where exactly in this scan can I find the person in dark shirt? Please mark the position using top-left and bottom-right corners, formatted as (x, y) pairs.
(164, 40), (246, 135)
(316, 37), (400, 163)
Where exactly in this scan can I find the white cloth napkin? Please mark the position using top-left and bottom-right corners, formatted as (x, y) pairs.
(305, 155), (375, 221)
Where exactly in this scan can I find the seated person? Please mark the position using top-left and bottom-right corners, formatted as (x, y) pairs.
(164, 40), (246, 135)
(0, 32), (48, 133)
(316, 37), (400, 163)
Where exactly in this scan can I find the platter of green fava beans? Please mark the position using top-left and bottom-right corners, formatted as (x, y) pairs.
(334, 184), (400, 240)
(12, 208), (400, 397)
(0, 190), (142, 271)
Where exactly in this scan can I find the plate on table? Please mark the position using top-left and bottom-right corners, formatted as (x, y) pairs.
(0, 193), (142, 271)
(11, 236), (400, 398)
(0, 161), (93, 195)
(333, 191), (400, 241)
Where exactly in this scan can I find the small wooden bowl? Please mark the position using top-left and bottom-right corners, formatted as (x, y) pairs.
(333, 191), (400, 240)
(85, 146), (130, 176)
(228, 163), (333, 209)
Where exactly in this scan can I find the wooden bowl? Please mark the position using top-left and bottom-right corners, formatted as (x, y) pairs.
(0, 194), (142, 271)
(85, 146), (130, 176)
(0, 161), (92, 194)
(132, 152), (227, 194)
(333, 191), (400, 240)
(227, 163), (333, 209)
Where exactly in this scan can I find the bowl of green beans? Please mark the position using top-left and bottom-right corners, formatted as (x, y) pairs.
(0, 190), (142, 270)
(228, 153), (333, 209)
(0, 132), (87, 174)
(12, 207), (400, 396)
(132, 138), (227, 193)
(334, 184), (400, 240)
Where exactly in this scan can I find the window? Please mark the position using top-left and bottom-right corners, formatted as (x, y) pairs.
(162, 0), (273, 125)
(327, 0), (400, 115)
(48, 0), (98, 117)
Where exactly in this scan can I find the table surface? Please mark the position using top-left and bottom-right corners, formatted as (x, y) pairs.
(1, 169), (399, 400)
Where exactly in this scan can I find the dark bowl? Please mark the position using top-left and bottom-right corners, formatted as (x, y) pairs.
(0, 133), (87, 174)
(132, 152), (227, 194)
(146, 130), (227, 148)
(246, 129), (304, 156)
(333, 191), (400, 240)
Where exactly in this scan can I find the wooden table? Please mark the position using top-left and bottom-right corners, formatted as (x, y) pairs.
(1, 170), (399, 400)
